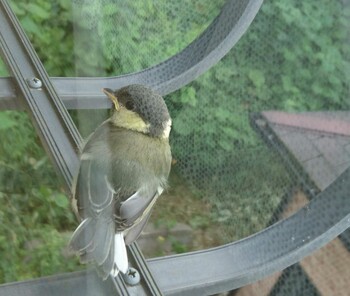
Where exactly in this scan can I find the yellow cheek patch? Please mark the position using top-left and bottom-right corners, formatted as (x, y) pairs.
(111, 108), (150, 134)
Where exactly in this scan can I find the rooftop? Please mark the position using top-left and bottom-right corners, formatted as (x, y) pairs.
(262, 111), (350, 190)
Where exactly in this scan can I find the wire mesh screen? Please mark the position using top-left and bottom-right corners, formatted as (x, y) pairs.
(69, 2), (350, 294)
(69, 0), (293, 251)
(0, 0), (349, 295)
(71, 0), (226, 76)
(68, 0), (289, 252)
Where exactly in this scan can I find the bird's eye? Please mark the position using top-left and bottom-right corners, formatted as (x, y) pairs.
(125, 101), (135, 110)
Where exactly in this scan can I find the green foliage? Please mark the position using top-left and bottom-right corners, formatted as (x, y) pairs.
(0, 112), (80, 283)
(238, 1), (350, 111)
(71, 0), (225, 76)
(0, 59), (8, 76)
(189, 215), (210, 230)
(166, 0), (350, 197)
(0, 112), (17, 130)
(8, 0), (74, 76)
(208, 145), (290, 242)
(169, 236), (188, 254)
(0, 0), (350, 283)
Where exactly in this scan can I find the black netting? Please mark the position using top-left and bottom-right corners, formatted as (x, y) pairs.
(71, 0), (226, 76)
(1, 0), (349, 294)
(70, 1), (350, 294)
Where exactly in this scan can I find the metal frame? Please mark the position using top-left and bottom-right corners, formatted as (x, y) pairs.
(0, 0), (264, 110)
(0, 0), (160, 294)
(1, 0), (349, 295)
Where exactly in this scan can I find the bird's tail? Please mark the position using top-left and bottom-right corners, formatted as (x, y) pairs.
(69, 218), (128, 279)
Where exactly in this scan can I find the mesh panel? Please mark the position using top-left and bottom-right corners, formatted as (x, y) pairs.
(70, 1), (350, 293)
(72, 0), (226, 76)
(1, 0), (349, 294)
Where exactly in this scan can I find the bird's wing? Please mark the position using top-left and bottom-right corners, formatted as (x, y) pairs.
(119, 185), (164, 245)
(70, 155), (116, 279)
(70, 154), (163, 277)
(124, 208), (153, 245)
(119, 185), (162, 225)
(75, 155), (114, 217)
(70, 123), (170, 278)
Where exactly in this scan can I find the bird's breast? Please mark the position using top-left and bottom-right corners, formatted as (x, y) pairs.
(108, 127), (171, 192)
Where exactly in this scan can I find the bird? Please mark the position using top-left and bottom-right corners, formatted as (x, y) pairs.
(69, 84), (172, 279)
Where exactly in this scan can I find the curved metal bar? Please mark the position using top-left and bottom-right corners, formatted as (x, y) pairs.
(1, 0), (349, 294)
(147, 167), (350, 295)
(0, 0), (263, 109)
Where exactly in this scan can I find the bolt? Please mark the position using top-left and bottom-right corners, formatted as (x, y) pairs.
(27, 77), (42, 89)
(122, 267), (140, 286)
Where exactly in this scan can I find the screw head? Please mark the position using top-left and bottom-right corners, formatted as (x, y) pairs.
(122, 267), (140, 286)
(27, 77), (42, 89)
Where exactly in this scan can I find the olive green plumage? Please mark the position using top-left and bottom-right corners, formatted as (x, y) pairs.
(69, 84), (172, 279)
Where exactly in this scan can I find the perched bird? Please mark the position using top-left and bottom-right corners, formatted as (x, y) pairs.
(69, 84), (172, 279)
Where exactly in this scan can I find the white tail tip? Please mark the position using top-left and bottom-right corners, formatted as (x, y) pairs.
(114, 233), (128, 274)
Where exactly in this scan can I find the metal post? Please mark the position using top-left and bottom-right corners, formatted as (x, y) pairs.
(0, 0), (162, 294)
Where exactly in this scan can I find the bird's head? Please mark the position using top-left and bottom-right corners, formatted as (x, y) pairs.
(103, 84), (171, 139)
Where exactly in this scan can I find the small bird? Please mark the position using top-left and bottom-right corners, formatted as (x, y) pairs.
(69, 84), (172, 279)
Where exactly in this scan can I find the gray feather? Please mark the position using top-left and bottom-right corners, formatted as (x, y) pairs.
(71, 115), (171, 278)
(69, 218), (96, 252)
(80, 219), (114, 266)
(124, 210), (153, 245)
(120, 189), (158, 225)
(77, 158), (114, 216)
(70, 153), (116, 272)
(99, 238), (115, 279)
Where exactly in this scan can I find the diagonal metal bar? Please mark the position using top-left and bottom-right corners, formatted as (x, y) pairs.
(0, 2), (80, 186)
(0, 0), (161, 295)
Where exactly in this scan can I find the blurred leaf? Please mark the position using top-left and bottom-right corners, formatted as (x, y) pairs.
(179, 87), (197, 107)
(26, 3), (51, 20)
(54, 193), (69, 208)
(0, 113), (17, 130)
(102, 4), (119, 15)
(248, 69), (265, 89)
(218, 139), (232, 151)
(9, 2), (25, 16)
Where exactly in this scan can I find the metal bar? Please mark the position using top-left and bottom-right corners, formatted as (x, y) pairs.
(0, 0), (264, 110)
(147, 167), (350, 295)
(250, 113), (319, 198)
(0, 1), (80, 186)
(1, 0), (348, 293)
(1, 167), (348, 295)
(0, 0), (161, 295)
(0, 270), (125, 296)
(129, 244), (162, 296)
(0, 76), (111, 110)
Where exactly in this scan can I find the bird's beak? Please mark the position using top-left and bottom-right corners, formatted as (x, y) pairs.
(102, 88), (120, 111)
